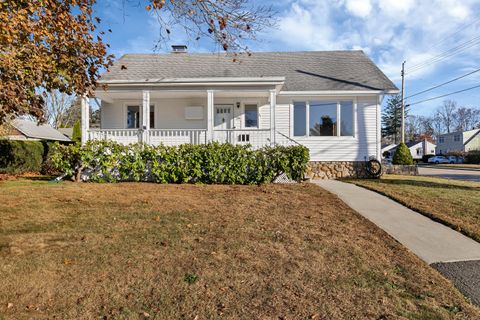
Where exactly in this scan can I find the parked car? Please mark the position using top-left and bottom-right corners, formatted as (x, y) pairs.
(447, 156), (464, 164)
(428, 156), (449, 164)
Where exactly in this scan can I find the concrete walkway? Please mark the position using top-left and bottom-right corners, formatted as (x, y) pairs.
(313, 180), (480, 264)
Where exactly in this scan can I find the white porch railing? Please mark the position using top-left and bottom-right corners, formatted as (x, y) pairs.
(148, 129), (207, 146)
(87, 128), (277, 149)
(88, 129), (141, 145)
(213, 129), (271, 149)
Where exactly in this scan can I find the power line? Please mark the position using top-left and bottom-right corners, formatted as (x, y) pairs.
(405, 67), (480, 99)
(421, 16), (480, 52)
(407, 84), (480, 106)
(406, 36), (480, 73)
(408, 38), (480, 72)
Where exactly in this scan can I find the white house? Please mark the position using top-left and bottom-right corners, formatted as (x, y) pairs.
(382, 140), (436, 161)
(406, 140), (436, 160)
(83, 48), (398, 177)
(436, 129), (480, 154)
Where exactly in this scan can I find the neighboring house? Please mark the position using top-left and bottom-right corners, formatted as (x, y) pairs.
(406, 140), (436, 160)
(382, 140), (436, 160)
(381, 143), (397, 158)
(81, 48), (398, 177)
(4, 119), (71, 142)
(436, 129), (480, 154)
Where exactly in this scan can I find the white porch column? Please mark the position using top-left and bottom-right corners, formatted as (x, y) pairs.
(269, 89), (276, 145)
(80, 95), (89, 145)
(207, 90), (214, 142)
(142, 90), (150, 144)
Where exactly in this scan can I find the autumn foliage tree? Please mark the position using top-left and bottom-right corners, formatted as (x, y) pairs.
(1, 0), (275, 123)
(0, 0), (114, 123)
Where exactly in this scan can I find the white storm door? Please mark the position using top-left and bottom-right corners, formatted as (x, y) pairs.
(214, 105), (233, 130)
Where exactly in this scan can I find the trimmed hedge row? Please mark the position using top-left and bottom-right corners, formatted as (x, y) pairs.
(0, 140), (45, 173)
(50, 140), (310, 184)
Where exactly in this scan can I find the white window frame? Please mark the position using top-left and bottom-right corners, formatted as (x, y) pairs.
(290, 98), (355, 138)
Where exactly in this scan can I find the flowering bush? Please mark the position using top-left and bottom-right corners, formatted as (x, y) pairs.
(50, 140), (310, 184)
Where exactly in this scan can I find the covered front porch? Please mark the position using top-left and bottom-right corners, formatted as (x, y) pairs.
(82, 78), (286, 149)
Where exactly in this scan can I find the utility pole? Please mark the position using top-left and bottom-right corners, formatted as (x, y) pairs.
(400, 61), (406, 143)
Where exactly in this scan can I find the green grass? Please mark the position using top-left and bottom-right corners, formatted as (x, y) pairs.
(347, 175), (480, 242)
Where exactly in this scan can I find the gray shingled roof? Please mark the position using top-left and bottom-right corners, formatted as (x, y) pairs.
(100, 51), (398, 92)
(12, 119), (71, 142)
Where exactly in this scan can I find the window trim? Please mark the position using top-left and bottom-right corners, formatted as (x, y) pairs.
(291, 98), (355, 138)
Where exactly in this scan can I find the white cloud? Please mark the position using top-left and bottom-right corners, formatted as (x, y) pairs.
(344, 0), (372, 18)
(377, 0), (414, 15)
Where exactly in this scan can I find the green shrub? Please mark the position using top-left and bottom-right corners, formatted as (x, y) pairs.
(392, 142), (414, 165)
(0, 140), (44, 173)
(72, 121), (81, 143)
(465, 151), (480, 164)
(50, 140), (310, 184)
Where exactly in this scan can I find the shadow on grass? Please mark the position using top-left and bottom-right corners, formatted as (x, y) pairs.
(23, 175), (56, 181)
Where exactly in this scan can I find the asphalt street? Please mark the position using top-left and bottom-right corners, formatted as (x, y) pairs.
(418, 167), (480, 182)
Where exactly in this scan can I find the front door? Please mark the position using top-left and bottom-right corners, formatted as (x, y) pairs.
(214, 105), (233, 143)
(214, 105), (233, 130)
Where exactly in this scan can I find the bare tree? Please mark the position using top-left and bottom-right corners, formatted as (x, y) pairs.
(454, 106), (480, 131)
(44, 91), (78, 128)
(143, 0), (277, 53)
(418, 116), (435, 137)
(405, 115), (422, 142)
(436, 100), (457, 133)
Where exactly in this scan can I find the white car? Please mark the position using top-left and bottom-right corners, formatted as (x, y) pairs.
(428, 156), (449, 164)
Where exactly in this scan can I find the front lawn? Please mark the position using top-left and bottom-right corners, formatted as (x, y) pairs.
(0, 180), (478, 319)
(347, 175), (480, 242)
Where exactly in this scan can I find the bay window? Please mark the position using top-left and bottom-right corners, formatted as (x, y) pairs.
(293, 100), (354, 137)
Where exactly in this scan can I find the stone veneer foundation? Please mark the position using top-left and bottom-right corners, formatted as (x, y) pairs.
(307, 161), (369, 180)
(307, 161), (418, 180)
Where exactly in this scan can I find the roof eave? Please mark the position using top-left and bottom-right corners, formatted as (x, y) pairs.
(279, 89), (399, 96)
(98, 77), (286, 87)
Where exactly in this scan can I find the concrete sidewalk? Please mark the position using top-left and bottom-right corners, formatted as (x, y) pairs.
(313, 180), (480, 264)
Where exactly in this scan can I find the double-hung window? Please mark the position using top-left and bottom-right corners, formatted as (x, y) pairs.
(293, 100), (354, 137)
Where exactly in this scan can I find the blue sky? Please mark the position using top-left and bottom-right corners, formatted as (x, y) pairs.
(96, 0), (480, 117)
